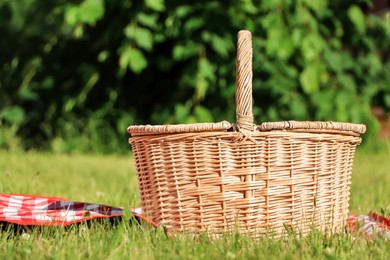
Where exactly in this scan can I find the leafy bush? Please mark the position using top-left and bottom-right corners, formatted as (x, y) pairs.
(0, 0), (389, 153)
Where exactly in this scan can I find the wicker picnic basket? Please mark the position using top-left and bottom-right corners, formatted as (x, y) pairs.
(128, 30), (366, 236)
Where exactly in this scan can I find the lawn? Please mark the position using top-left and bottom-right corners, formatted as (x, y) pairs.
(0, 140), (389, 259)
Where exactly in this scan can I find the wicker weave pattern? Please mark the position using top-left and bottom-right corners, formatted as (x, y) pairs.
(130, 131), (360, 235)
(128, 30), (365, 236)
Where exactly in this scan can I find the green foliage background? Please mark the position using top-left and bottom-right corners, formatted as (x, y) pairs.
(0, 0), (389, 153)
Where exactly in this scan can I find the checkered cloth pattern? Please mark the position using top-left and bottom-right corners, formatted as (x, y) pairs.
(1, 193), (389, 240)
(346, 213), (390, 240)
(0, 194), (143, 226)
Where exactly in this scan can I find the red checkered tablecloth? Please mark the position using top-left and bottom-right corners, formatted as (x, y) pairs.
(346, 213), (390, 240)
(0, 194), (144, 226)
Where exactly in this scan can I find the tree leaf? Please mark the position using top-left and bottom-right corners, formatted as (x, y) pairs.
(289, 94), (307, 120)
(261, 0), (284, 10)
(137, 12), (158, 29)
(337, 73), (356, 93)
(174, 104), (189, 123)
(124, 26), (154, 51)
(135, 28), (154, 51)
(119, 47), (147, 74)
(301, 33), (324, 62)
(195, 58), (215, 101)
(265, 27), (283, 57)
(299, 64), (320, 94)
(128, 48), (147, 74)
(311, 89), (335, 120)
(323, 48), (351, 72)
(172, 41), (198, 60)
(348, 5), (366, 34)
(81, 0), (105, 25)
(145, 0), (165, 12)
(184, 17), (204, 33)
(65, 6), (80, 26)
(1, 106), (26, 125)
(175, 5), (192, 18)
(384, 94), (390, 108)
(335, 91), (351, 122)
(8, 0), (35, 30)
(18, 88), (39, 101)
(65, 0), (105, 26)
(266, 25), (294, 59)
(210, 34), (231, 58)
(366, 53), (382, 77)
(302, 0), (328, 17)
(194, 106), (213, 122)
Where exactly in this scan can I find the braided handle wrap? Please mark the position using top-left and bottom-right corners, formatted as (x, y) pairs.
(236, 30), (254, 131)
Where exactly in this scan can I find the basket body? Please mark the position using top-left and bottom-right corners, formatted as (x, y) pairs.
(130, 130), (361, 236)
(128, 30), (365, 236)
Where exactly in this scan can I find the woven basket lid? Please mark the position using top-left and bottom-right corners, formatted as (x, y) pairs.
(128, 30), (366, 137)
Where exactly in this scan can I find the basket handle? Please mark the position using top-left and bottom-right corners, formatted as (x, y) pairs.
(235, 30), (254, 131)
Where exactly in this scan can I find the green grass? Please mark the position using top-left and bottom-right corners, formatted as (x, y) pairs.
(0, 141), (390, 259)
(0, 151), (139, 208)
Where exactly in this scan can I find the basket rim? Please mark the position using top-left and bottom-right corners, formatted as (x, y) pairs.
(127, 120), (366, 136)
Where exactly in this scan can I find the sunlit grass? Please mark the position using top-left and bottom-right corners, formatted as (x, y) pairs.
(0, 140), (389, 259)
(0, 151), (139, 208)
(350, 140), (390, 215)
